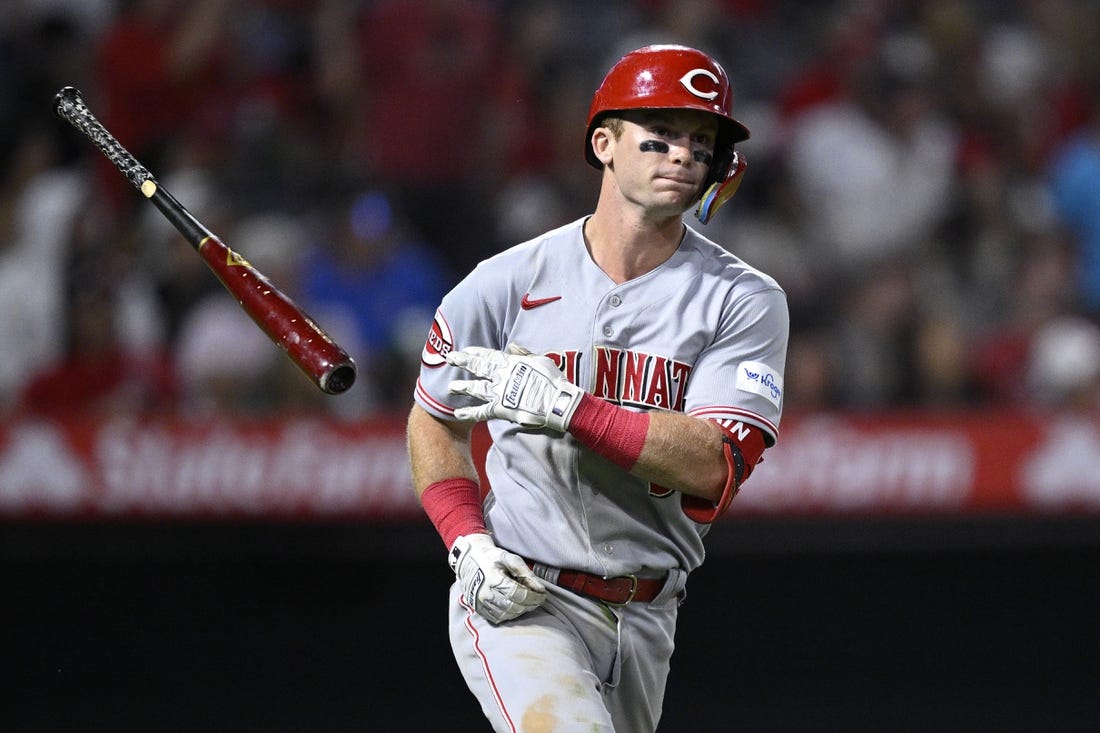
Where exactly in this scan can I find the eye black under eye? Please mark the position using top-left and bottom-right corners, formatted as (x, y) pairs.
(640, 140), (670, 154)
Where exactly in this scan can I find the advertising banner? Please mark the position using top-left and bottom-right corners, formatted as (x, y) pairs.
(2, 411), (1099, 519)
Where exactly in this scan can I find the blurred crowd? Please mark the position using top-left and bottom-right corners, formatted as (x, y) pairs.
(1, 0), (1099, 420)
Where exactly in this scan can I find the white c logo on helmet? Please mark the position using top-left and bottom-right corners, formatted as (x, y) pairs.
(679, 69), (720, 100)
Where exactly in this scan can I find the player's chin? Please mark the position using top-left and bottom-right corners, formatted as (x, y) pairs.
(653, 178), (702, 203)
(648, 188), (697, 215)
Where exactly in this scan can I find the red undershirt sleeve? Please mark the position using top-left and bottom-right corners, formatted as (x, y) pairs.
(420, 477), (487, 549)
(566, 392), (651, 471)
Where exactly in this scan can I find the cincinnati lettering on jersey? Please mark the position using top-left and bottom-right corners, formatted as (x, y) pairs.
(546, 347), (691, 411)
(545, 350), (584, 385)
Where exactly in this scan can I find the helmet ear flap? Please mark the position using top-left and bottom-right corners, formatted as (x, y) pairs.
(706, 142), (737, 188)
(695, 149), (747, 224)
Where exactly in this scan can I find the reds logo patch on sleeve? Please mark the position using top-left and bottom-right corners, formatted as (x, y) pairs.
(421, 309), (454, 367)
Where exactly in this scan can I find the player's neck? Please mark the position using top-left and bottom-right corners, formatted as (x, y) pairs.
(584, 207), (686, 284)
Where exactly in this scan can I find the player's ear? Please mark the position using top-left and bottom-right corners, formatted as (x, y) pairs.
(591, 127), (615, 167)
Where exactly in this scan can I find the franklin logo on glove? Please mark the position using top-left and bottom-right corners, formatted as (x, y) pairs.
(504, 363), (530, 409)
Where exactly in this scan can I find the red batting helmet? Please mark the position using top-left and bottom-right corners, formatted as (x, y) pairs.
(584, 44), (750, 176)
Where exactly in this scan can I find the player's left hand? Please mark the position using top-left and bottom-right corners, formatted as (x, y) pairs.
(449, 533), (547, 624)
(447, 343), (584, 432)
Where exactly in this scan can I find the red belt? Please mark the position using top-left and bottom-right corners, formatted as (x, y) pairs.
(528, 561), (667, 605)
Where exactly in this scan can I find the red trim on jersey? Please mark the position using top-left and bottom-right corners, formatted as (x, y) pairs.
(420, 477), (486, 548)
(567, 392), (651, 471)
(459, 595), (518, 733)
(687, 405), (778, 442)
(415, 377), (456, 417)
(681, 421), (767, 523)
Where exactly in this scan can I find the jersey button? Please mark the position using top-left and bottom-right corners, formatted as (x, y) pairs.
(609, 295), (622, 307)
(602, 325), (614, 337)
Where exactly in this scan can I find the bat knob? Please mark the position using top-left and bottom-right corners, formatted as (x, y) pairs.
(54, 86), (83, 119)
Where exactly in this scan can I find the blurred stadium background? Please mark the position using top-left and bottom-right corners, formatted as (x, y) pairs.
(2, 1), (1098, 730)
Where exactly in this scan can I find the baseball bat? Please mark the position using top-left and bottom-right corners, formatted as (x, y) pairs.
(53, 86), (356, 395)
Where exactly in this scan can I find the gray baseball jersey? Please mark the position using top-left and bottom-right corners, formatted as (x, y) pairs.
(415, 216), (788, 578)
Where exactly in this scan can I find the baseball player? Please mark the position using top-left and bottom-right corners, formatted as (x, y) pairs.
(407, 45), (788, 732)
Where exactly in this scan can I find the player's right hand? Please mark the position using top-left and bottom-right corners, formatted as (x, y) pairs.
(448, 533), (547, 624)
(447, 343), (584, 432)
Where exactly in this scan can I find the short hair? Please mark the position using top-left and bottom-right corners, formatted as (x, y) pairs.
(600, 116), (623, 140)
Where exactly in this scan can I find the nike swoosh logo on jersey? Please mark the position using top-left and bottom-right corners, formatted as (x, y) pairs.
(521, 293), (562, 310)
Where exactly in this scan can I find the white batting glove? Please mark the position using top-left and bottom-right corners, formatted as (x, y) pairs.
(447, 344), (584, 432)
(449, 533), (547, 624)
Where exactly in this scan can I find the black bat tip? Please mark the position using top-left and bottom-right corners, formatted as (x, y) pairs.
(53, 86), (82, 118)
(323, 363), (357, 395)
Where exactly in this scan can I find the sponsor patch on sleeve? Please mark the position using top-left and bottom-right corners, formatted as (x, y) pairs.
(735, 360), (783, 409)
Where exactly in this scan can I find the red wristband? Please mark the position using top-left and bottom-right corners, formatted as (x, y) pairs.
(567, 392), (651, 471)
(420, 478), (487, 549)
